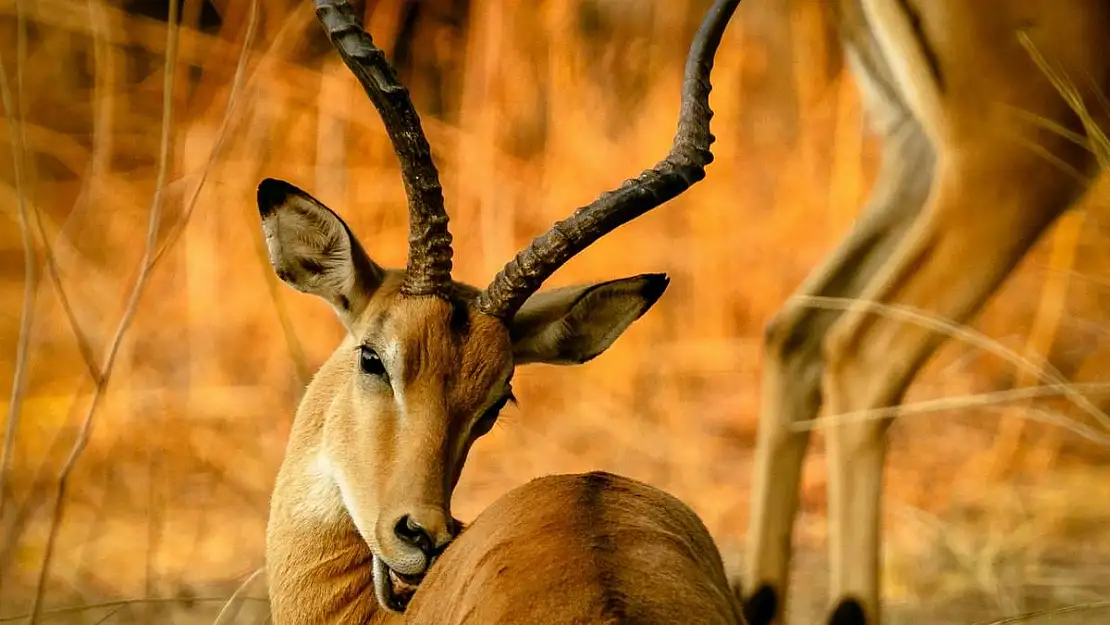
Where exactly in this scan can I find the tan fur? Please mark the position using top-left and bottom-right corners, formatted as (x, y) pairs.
(405, 472), (747, 624)
(258, 178), (670, 623)
(745, 1), (1110, 623)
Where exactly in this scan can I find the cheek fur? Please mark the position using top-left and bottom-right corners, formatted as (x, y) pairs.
(319, 388), (399, 534)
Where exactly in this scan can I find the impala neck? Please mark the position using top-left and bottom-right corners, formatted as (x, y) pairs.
(266, 356), (394, 625)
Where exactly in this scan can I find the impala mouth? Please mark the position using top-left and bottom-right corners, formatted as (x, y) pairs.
(372, 554), (425, 613)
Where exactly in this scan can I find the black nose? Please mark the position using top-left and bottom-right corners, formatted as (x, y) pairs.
(394, 515), (434, 555)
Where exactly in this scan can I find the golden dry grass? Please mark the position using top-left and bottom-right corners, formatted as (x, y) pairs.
(1, 1), (1110, 623)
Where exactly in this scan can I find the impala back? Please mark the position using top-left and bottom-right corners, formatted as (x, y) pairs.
(404, 472), (747, 624)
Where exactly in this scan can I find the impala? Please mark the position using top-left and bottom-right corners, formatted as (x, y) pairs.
(261, 0), (754, 623)
(742, 1), (1110, 623)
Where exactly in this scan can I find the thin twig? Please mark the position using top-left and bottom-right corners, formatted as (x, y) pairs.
(28, 202), (102, 384)
(791, 295), (1110, 432)
(144, 403), (164, 621)
(17, 0), (124, 386)
(973, 600), (1110, 624)
(0, 596), (269, 623)
(0, 0), (35, 603)
(71, 422), (123, 607)
(793, 381), (1110, 443)
(0, 382), (84, 577)
(27, 1), (181, 620)
(227, 6), (318, 386)
(211, 567), (266, 625)
(148, 0), (260, 270)
(1006, 404), (1110, 448)
(88, 606), (125, 625)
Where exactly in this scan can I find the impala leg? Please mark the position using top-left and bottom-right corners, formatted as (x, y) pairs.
(820, 145), (1094, 623)
(743, 119), (934, 625)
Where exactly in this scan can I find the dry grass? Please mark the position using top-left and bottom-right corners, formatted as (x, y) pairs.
(1, 1), (1110, 623)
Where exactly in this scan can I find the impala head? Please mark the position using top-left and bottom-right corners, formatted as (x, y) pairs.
(262, 0), (737, 614)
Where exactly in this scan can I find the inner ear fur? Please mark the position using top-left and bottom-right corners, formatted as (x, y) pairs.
(257, 178), (384, 325)
(510, 273), (669, 365)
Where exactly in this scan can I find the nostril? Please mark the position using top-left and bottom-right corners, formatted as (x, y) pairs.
(394, 515), (433, 555)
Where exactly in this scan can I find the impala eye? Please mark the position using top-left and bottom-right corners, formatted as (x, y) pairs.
(359, 346), (386, 377)
(473, 393), (514, 438)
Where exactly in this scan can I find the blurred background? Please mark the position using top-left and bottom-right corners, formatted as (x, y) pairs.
(2, 0), (1110, 623)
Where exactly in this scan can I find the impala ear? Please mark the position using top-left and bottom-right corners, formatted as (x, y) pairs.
(509, 274), (669, 365)
(257, 178), (384, 328)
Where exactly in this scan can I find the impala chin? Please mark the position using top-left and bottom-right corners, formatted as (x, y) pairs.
(372, 552), (426, 613)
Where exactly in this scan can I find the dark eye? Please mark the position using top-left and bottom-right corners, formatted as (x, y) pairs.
(359, 346), (387, 377)
(472, 394), (512, 437)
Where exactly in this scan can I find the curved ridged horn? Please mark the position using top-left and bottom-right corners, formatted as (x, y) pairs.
(474, 0), (740, 319)
(314, 0), (453, 296)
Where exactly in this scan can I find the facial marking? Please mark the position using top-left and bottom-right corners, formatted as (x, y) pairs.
(299, 450), (344, 524)
(321, 437), (381, 550)
(365, 308), (393, 351)
(397, 311), (458, 390)
(330, 450), (377, 546)
(381, 338), (405, 412)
